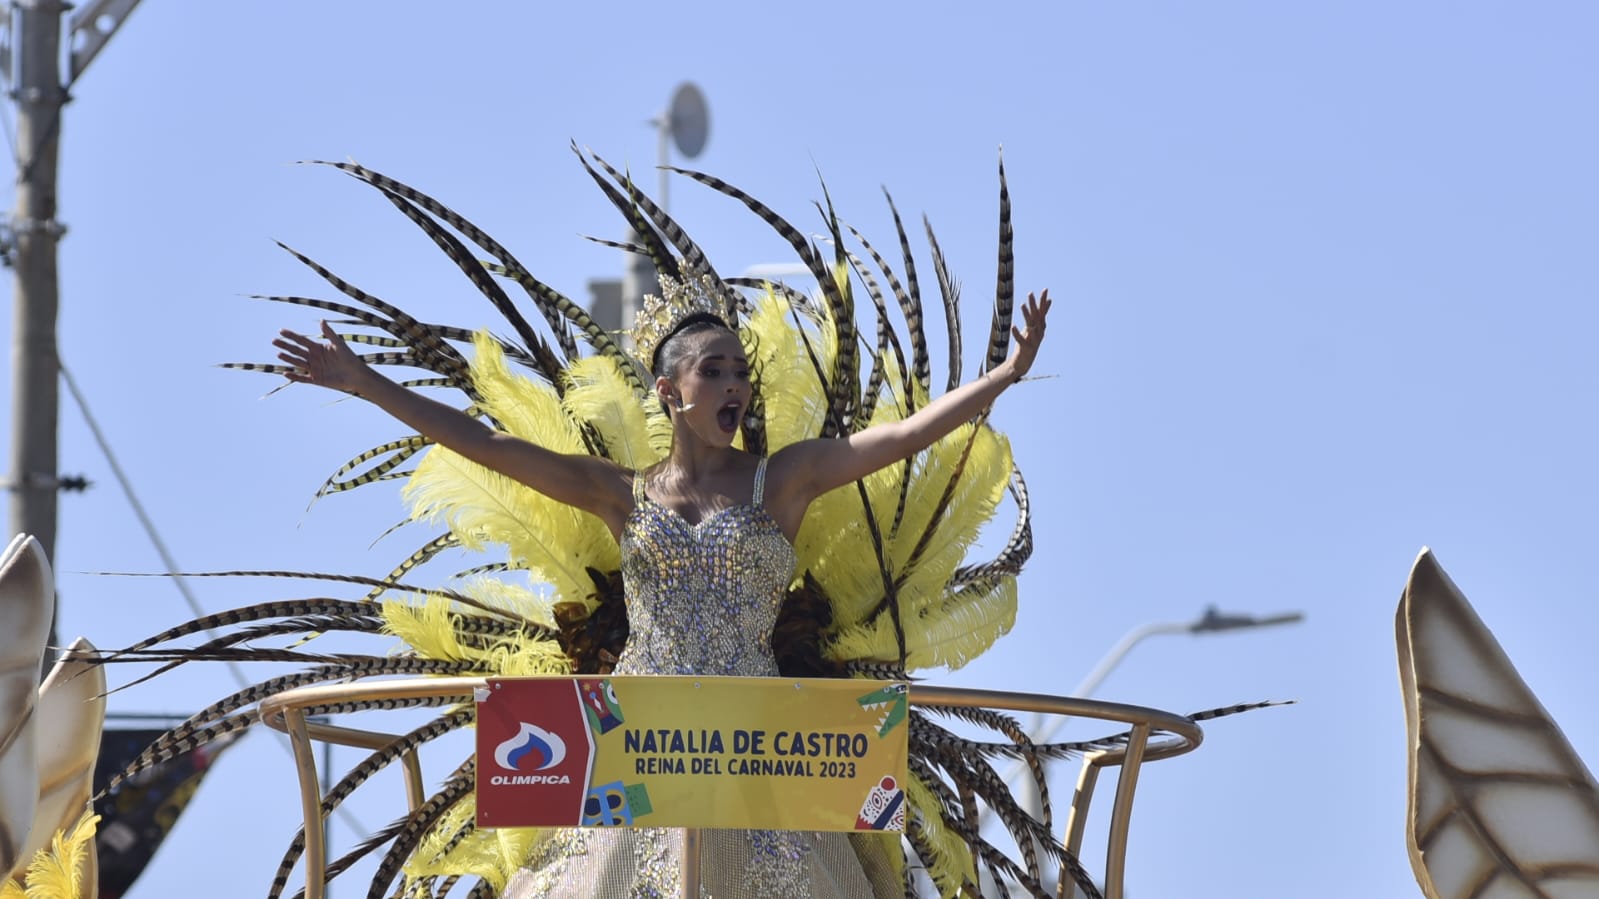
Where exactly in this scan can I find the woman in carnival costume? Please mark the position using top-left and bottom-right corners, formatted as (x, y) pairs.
(277, 268), (1048, 898)
(102, 148), (1143, 899)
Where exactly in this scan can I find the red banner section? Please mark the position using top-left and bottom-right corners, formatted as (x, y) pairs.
(474, 678), (595, 828)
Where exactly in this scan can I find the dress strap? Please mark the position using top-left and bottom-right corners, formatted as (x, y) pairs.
(752, 458), (769, 507)
(632, 469), (647, 505)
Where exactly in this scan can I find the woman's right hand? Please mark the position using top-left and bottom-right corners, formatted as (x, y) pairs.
(273, 320), (374, 395)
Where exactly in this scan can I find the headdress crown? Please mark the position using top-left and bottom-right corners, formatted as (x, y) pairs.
(632, 270), (731, 370)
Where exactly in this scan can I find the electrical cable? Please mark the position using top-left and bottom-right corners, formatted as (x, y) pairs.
(59, 358), (370, 839)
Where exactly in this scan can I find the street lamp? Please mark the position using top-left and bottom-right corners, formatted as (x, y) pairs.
(984, 605), (1303, 896)
(612, 83), (711, 338)
(1068, 605), (1305, 703)
(1021, 604), (1302, 773)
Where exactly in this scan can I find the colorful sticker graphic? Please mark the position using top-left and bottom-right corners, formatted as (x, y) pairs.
(579, 678), (625, 734)
(624, 782), (654, 817)
(583, 779), (653, 826)
(856, 683), (909, 737)
(855, 775), (906, 831)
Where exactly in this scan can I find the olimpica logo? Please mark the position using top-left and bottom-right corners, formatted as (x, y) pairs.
(493, 722), (567, 771)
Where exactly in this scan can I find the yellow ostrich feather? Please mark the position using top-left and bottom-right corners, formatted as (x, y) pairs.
(823, 617), (893, 664)
(826, 574), (1016, 671)
(450, 577), (559, 630)
(885, 426), (1012, 617)
(911, 576), (1018, 670)
(403, 335), (619, 608)
(403, 800), (473, 880)
(466, 333), (585, 450)
(562, 355), (668, 469)
(788, 353), (909, 586)
(3, 810), (97, 899)
(402, 800), (543, 893)
(747, 290), (835, 452)
(797, 424), (1009, 637)
(794, 356), (914, 618)
(759, 291), (1012, 644)
(794, 461), (904, 622)
(760, 285), (929, 618)
(382, 594), (469, 662)
(850, 831), (904, 888)
(466, 337), (620, 577)
(404, 449), (613, 605)
(892, 426), (1008, 558)
(475, 632), (572, 678)
(905, 774), (975, 897)
(382, 594), (571, 675)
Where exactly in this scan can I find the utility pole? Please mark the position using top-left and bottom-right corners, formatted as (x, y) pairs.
(589, 84), (709, 341)
(7, 0), (66, 590)
(3, 0), (141, 661)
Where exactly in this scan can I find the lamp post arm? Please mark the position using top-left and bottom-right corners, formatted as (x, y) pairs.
(984, 608), (1301, 884)
(1070, 621), (1194, 700)
(1012, 621), (1192, 752)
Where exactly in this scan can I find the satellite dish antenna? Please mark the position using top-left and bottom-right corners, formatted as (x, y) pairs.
(656, 82), (710, 211)
(667, 82), (709, 158)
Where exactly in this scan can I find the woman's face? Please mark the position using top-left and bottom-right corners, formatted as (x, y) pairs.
(660, 329), (750, 444)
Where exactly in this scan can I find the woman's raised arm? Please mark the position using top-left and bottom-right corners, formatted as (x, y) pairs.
(274, 322), (633, 533)
(769, 291), (1050, 518)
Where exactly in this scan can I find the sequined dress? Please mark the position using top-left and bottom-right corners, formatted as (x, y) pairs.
(504, 459), (899, 898)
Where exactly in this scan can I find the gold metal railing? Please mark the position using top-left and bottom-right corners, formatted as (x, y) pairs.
(257, 678), (1203, 899)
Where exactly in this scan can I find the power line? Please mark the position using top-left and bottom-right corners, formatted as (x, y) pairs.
(59, 358), (370, 839)
(60, 362), (235, 638)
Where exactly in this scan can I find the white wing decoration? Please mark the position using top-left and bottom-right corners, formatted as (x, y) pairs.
(13, 637), (104, 891)
(0, 534), (54, 875)
(1397, 547), (1599, 898)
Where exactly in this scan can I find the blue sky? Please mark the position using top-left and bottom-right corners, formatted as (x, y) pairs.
(4, 2), (1597, 896)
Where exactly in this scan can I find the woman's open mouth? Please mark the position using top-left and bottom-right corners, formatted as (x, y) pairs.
(717, 402), (740, 433)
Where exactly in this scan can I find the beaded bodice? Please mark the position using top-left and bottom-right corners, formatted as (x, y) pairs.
(616, 458), (796, 677)
(509, 457), (896, 899)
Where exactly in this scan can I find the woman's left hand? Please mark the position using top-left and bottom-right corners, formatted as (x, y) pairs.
(1008, 289), (1051, 380)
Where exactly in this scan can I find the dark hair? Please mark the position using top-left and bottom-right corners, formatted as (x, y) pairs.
(651, 312), (733, 380)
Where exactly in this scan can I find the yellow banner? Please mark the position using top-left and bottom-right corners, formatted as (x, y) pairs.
(475, 676), (909, 832)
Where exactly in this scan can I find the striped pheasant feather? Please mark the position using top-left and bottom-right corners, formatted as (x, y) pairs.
(273, 244), (475, 391)
(482, 262), (643, 392)
(881, 187), (933, 396)
(314, 435), (432, 498)
(950, 468), (1033, 585)
(361, 182), (568, 386)
(583, 150), (745, 317)
(364, 760), (477, 899)
(568, 143), (681, 281)
(316, 160), (582, 361)
(983, 150), (1016, 377)
(922, 216), (964, 394)
(262, 707), (470, 895)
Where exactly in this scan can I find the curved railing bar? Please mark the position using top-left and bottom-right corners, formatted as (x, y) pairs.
(909, 685), (1201, 898)
(257, 678), (1203, 899)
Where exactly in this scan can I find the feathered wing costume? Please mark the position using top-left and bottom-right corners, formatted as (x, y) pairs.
(97, 148), (1197, 899)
